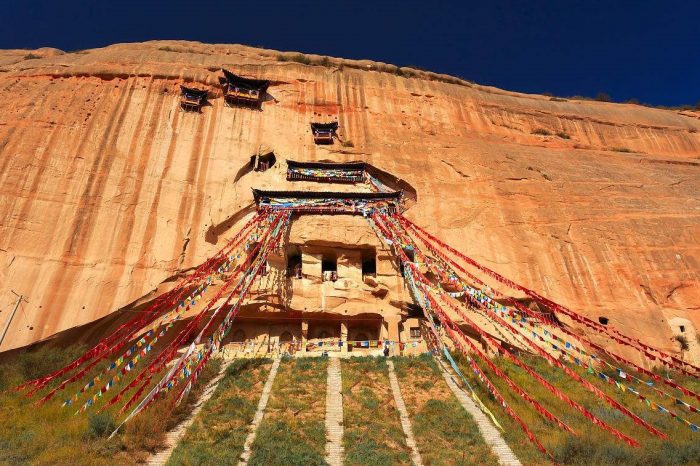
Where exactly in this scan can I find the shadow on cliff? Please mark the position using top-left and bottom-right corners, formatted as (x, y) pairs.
(233, 152), (277, 183)
(365, 163), (418, 206)
(0, 274), (189, 363)
(204, 203), (257, 245)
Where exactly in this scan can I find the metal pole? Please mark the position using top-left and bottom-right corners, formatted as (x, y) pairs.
(0, 294), (23, 348)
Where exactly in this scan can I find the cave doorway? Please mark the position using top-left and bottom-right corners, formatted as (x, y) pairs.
(250, 151), (276, 172)
(322, 252), (338, 282)
(287, 246), (302, 279)
(232, 329), (246, 342)
(362, 249), (377, 278)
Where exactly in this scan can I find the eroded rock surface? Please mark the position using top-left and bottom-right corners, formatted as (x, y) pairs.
(0, 40), (698, 359)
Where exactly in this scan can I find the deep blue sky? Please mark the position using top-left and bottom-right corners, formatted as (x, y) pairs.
(2, 0), (698, 106)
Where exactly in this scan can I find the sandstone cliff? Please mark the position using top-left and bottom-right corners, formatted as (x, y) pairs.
(0, 40), (698, 356)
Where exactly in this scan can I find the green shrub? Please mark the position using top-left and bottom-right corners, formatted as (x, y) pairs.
(0, 344), (87, 389)
(277, 53), (314, 65)
(289, 53), (311, 65)
(396, 68), (416, 78)
(23, 53), (40, 60)
(87, 412), (116, 439)
(531, 128), (552, 136)
(674, 334), (690, 351)
(611, 146), (632, 153)
(595, 92), (612, 102)
(556, 131), (571, 139)
(404, 64), (429, 72)
(341, 140), (354, 148)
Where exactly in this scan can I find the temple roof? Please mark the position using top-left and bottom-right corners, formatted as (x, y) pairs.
(180, 85), (208, 98)
(286, 160), (366, 170)
(252, 189), (401, 202)
(310, 122), (339, 131)
(221, 69), (270, 92)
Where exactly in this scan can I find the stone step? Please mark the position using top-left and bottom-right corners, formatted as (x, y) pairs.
(435, 356), (522, 466)
(387, 360), (424, 466)
(325, 358), (344, 466)
(146, 360), (234, 466)
(238, 356), (282, 466)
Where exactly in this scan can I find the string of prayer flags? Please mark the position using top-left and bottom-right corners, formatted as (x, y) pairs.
(372, 216), (555, 460)
(560, 350), (699, 432)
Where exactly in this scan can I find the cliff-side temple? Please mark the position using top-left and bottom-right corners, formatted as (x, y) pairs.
(310, 121), (338, 144)
(220, 69), (269, 109)
(227, 183), (422, 357)
(179, 85), (208, 112)
(286, 160), (366, 183)
(7, 47), (700, 464)
(228, 212), (425, 357)
(223, 158), (415, 357)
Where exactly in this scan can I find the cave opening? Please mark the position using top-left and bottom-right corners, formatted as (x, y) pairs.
(362, 249), (377, 278)
(250, 151), (276, 172)
(322, 252), (338, 282)
(287, 246), (302, 279)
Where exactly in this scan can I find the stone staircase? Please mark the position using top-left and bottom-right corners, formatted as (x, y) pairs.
(325, 357), (345, 466)
(147, 353), (520, 466)
(238, 355), (282, 465)
(147, 359), (233, 466)
(435, 357), (521, 466)
(387, 360), (424, 466)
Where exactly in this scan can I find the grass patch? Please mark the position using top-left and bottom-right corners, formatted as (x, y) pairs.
(23, 53), (41, 60)
(158, 46), (207, 55)
(250, 420), (326, 465)
(0, 343), (222, 465)
(531, 128), (552, 136)
(674, 335), (690, 351)
(611, 147), (633, 153)
(340, 140), (354, 148)
(342, 357), (411, 465)
(556, 131), (571, 139)
(453, 352), (700, 465)
(277, 53), (332, 68)
(275, 52), (473, 87)
(277, 53), (312, 65)
(168, 358), (272, 465)
(393, 354), (499, 465)
(248, 357), (327, 465)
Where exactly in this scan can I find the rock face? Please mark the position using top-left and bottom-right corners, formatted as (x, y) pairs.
(0, 40), (698, 359)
